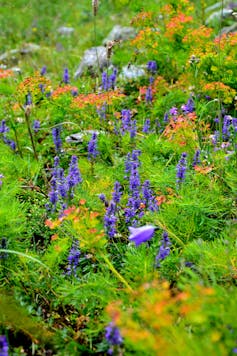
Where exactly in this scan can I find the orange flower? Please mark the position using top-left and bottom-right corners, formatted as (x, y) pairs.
(0, 69), (13, 79)
(52, 85), (78, 98)
(71, 90), (125, 109)
(194, 165), (213, 174)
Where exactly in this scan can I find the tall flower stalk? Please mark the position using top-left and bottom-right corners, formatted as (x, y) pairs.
(24, 101), (38, 161)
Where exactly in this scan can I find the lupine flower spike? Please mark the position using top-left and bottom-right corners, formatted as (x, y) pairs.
(156, 231), (171, 267)
(105, 322), (123, 355)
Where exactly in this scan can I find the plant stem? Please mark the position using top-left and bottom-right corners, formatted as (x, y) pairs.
(25, 108), (38, 161)
(102, 254), (133, 292)
(13, 127), (23, 158)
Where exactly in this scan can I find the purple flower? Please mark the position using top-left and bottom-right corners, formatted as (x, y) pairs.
(66, 241), (80, 276)
(192, 149), (200, 167)
(0, 120), (9, 134)
(128, 225), (156, 246)
(71, 88), (78, 97)
(99, 193), (109, 207)
(3, 138), (16, 151)
(112, 181), (122, 204)
(163, 113), (169, 123)
(121, 109), (131, 134)
(102, 71), (109, 91)
(25, 92), (32, 106)
(145, 86), (152, 103)
(58, 168), (68, 199)
(63, 68), (70, 84)
(52, 126), (62, 153)
(129, 119), (137, 139)
(156, 231), (171, 267)
(105, 322), (123, 354)
(147, 60), (157, 74)
(143, 118), (151, 134)
(169, 107), (178, 116)
(104, 201), (117, 238)
(109, 68), (117, 89)
(97, 103), (107, 121)
(66, 155), (82, 192)
(40, 66), (47, 76)
(0, 335), (9, 356)
(142, 180), (158, 212)
(32, 120), (40, 133)
(88, 132), (99, 161)
(181, 97), (195, 114)
(176, 152), (187, 185)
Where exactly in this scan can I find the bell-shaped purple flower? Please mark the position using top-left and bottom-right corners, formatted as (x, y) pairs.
(128, 225), (156, 246)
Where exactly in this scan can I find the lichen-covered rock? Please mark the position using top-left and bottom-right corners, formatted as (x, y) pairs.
(0, 43), (41, 64)
(103, 25), (136, 45)
(74, 46), (109, 78)
(119, 65), (146, 80)
(57, 26), (75, 36)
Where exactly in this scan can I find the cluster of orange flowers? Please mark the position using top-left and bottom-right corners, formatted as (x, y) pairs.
(71, 90), (125, 109)
(214, 32), (237, 50)
(164, 113), (196, 142)
(165, 12), (193, 39)
(106, 280), (215, 355)
(203, 81), (236, 104)
(131, 27), (159, 49)
(0, 69), (14, 79)
(183, 26), (213, 45)
(52, 85), (78, 98)
(130, 11), (153, 26)
(18, 72), (51, 97)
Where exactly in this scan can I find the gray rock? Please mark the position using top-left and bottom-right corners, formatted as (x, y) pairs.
(57, 26), (75, 36)
(0, 43), (40, 64)
(206, 8), (234, 24)
(103, 25), (136, 45)
(205, 1), (232, 13)
(74, 46), (109, 78)
(10, 67), (21, 74)
(119, 65), (146, 80)
(65, 130), (104, 144)
(220, 22), (237, 35)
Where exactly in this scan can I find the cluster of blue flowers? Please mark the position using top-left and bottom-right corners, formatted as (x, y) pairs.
(105, 321), (123, 355)
(103, 181), (122, 238)
(52, 126), (62, 153)
(63, 68), (70, 84)
(101, 149), (158, 238)
(47, 155), (82, 213)
(97, 103), (107, 121)
(0, 120), (16, 151)
(212, 114), (237, 160)
(155, 231), (171, 267)
(145, 60), (157, 104)
(176, 152), (188, 185)
(115, 109), (137, 139)
(88, 132), (99, 161)
(32, 120), (40, 133)
(124, 150), (158, 226)
(66, 240), (80, 276)
(101, 69), (117, 91)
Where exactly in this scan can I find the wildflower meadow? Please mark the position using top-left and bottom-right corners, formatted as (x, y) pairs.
(0, 0), (237, 354)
